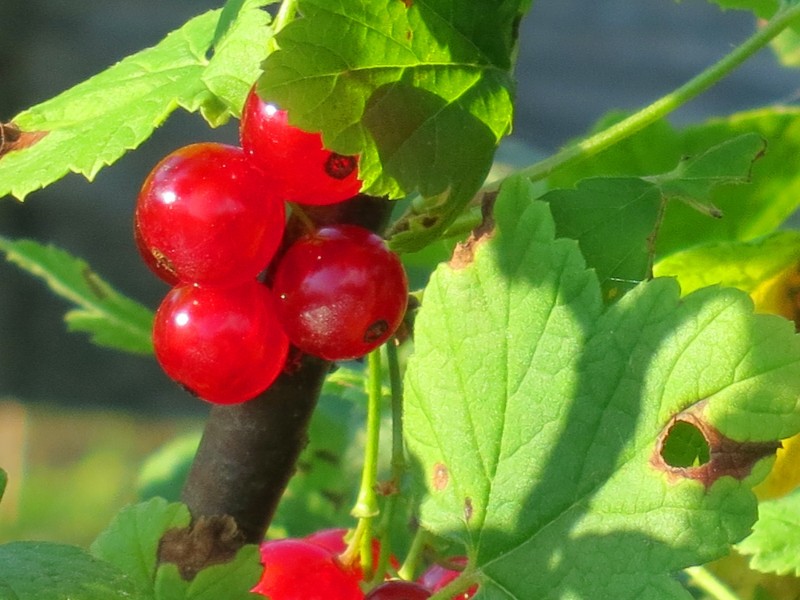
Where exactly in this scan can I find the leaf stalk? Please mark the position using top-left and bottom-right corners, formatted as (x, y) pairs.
(493, 4), (800, 188)
(684, 565), (742, 600)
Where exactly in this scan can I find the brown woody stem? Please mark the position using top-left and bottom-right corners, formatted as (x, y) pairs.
(180, 353), (331, 544)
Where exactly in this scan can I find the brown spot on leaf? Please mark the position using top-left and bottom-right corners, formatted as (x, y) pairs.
(158, 515), (245, 580)
(464, 497), (473, 522)
(652, 401), (780, 489)
(449, 191), (497, 270)
(433, 462), (449, 491)
(400, 0), (413, 7)
(0, 122), (47, 158)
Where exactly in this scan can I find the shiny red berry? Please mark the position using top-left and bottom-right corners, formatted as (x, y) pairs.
(240, 86), (361, 205)
(152, 282), (289, 404)
(253, 539), (364, 600)
(134, 218), (179, 286)
(365, 581), (431, 600)
(305, 528), (398, 580)
(135, 142), (285, 286)
(272, 225), (408, 361)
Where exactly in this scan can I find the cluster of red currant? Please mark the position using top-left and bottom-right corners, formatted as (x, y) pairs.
(134, 86), (408, 404)
(253, 529), (477, 599)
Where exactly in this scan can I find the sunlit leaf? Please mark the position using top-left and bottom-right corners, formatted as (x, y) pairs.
(405, 176), (800, 599)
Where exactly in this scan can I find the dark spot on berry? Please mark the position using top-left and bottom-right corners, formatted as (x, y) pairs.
(325, 153), (357, 180)
(364, 319), (389, 343)
(433, 462), (449, 491)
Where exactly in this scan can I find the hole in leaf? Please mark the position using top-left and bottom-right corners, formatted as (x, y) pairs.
(660, 420), (710, 468)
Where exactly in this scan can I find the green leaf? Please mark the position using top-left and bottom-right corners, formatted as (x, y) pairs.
(0, 237), (154, 354)
(0, 0), (272, 201)
(154, 565), (190, 600)
(770, 26), (800, 66)
(153, 548), (261, 600)
(153, 545), (261, 600)
(404, 176), (800, 599)
(90, 498), (190, 596)
(737, 488), (800, 576)
(644, 133), (764, 208)
(654, 231), (800, 295)
(704, 0), (779, 18)
(548, 109), (800, 257)
(0, 469), (6, 505)
(0, 542), (146, 600)
(543, 177), (661, 302)
(259, 0), (520, 251)
(184, 545), (261, 600)
(541, 135), (763, 302)
(203, 1), (275, 117)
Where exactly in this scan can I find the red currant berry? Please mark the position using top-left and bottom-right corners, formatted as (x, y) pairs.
(418, 558), (477, 599)
(240, 86), (361, 205)
(305, 528), (398, 579)
(135, 142), (285, 287)
(134, 218), (179, 286)
(272, 225), (408, 361)
(253, 539), (364, 600)
(365, 581), (431, 600)
(153, 281), (289, 404)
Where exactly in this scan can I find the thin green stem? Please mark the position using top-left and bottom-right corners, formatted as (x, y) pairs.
(371, 340), (406, 582)
(427, 571), (480, 600)
(386, 340), (406, 482)
(397, 526), (429, 581)
(684, 566), (742, 600)
(349, 349), (384, 579)
(490, 4), (800, 189)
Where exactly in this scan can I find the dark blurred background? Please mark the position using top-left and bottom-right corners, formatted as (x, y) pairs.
(0, 0), (797, 414)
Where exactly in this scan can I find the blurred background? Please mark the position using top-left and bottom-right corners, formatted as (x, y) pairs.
(1, 0), (799, 546)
